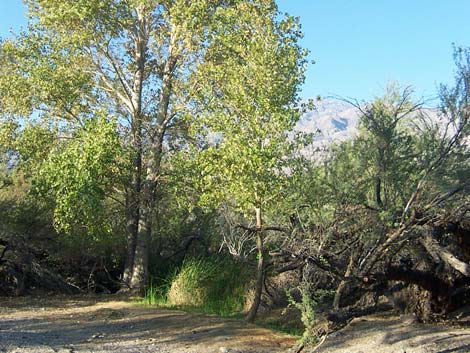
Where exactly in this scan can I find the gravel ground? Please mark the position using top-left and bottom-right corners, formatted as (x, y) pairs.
(3, 296), (470, 353)
(0, 295), (295, 353)
(316, 314), (470, 353)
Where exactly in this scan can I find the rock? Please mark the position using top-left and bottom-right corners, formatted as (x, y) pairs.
(399, 314), (418, 325)
(219, 347), (241, 353)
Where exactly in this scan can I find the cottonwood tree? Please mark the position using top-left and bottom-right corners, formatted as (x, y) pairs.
(0, 0), (304, 293)
(175, 1), (307, 321)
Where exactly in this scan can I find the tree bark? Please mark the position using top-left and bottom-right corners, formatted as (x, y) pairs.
(359, 214), (416, 277)
(122, 186), (139, 286)
(122, 128), (142, 287)
(129, 134), (163, 293)
(375, 176), (383, 208)
(333, 253), (355, 310)
(421, 232), (470, 276)
(120, 4), (148, 288)
(246, 207), (265, 323)
(129, 23), (178, 293)
(123, 68), (145, 285)
(129, 198), (151, 293)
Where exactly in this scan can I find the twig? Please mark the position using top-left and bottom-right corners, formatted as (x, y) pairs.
(310, 334), (328, 352)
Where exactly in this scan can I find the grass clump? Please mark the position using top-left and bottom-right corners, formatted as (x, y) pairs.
(142, 281), (170, 306)
(144, 256), (252, 317)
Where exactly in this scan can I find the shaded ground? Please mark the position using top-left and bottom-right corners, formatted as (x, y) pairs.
(0, 295), (295, 353)
(3, 296), (470, 353)
(316, 313), (470, 353)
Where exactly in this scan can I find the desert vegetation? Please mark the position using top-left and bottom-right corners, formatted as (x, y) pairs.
(0, 0), (469, 351)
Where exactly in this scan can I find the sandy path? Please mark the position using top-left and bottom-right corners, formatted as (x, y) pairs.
(0, 295), (295, 353)
(317, 314), (470, 353)
(4, 296), (470, 353)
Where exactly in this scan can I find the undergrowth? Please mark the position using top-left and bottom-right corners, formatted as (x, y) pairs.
(141, 256), (304, 337)
(259, 321), (303, 337)
(142, 256), (251, 317)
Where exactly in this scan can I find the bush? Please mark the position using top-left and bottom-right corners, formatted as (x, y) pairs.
(165, 256), (252, 316)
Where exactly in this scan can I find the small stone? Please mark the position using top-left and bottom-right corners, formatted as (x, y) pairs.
(219, 348), (240, 353)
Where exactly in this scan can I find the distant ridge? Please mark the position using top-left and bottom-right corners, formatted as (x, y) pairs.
(296, 98), (360, 152)
(295, 98), (442, 157)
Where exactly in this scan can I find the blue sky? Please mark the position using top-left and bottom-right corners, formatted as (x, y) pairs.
(0, 1), (27, 36)
(277, 0), (470, 101)
(1, 1), (469, 102)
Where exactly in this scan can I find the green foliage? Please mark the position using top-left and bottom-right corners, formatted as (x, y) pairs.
(142, 280), (170, 306)
(33, 115), (123, 235)
(292, 84), (431, 233)
(0, 0), (315, 299)
(285, 71), (469, 341)
(353, 84), (421, 211)
(0, 26), (93, 119)
(0, 170), (50, 236)
(1, 1), (466, 342)
(288, 278), (319, 344)
(163, 257), (252, 316)
(180, 0), (307, 215)
(436, 46), (470, 188)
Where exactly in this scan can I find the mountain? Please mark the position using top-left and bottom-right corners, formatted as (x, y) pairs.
(295, 98), (361, 152)
(295, 99), (443, 157)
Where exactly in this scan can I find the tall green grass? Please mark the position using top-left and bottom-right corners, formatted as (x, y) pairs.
(143, 256), (252, 317)
(142, 281), (170, 306)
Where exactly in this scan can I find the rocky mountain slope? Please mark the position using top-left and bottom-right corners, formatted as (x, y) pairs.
(296, 98), (441, 153)
(294, 98), (361, 158)
(296, 98), (360, 145)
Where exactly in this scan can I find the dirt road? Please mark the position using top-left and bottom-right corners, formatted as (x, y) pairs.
(0, 295), (295, 353)
(3, 296), (470, 353)
(316, 314), (470, 353)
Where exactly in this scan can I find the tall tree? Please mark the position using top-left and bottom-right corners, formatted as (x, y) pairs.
(287, 70), (469, 319)
(178, 1), (307, 321)
(0, 0), (306, 293)
(344, 83), (422, 211)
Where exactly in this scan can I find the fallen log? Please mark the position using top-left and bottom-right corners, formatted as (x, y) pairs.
(421, 232), (470, 276)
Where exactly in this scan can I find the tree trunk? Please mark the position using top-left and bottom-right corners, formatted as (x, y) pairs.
(122, 121), (142, 287)
(122, 4), (147, 288)
(129, 138), (161, 293)
(122, 188), (139, 286)
(246, 207), (264, 323)
(421, 231), (470, 276)
(359, 214), (416, 277)
(129, 202), (151, 294)
(128, 17), (177, 294)
(129, 132), (165, 294)
(333, 253), (355, 310)
(375, 176), (383, 208)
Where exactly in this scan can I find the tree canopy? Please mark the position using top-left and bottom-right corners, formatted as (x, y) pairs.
(0, 1), (469, 344)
